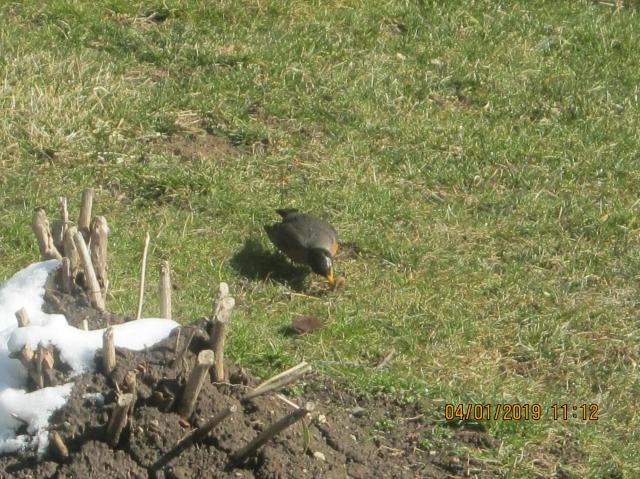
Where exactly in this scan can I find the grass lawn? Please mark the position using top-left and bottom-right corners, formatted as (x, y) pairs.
(1, 1), (639, 477)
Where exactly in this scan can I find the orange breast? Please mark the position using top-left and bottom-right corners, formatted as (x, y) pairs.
(329, 239), (339, 257)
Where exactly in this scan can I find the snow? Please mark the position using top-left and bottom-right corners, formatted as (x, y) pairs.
(0, 260), (178, 454)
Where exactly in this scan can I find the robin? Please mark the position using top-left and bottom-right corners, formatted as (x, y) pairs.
(264, 209), (338, 283)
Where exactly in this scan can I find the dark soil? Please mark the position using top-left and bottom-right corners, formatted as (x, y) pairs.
(0, 279), (499, 478)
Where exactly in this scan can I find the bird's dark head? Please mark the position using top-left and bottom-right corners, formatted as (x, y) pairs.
(308, 248), (335, 283)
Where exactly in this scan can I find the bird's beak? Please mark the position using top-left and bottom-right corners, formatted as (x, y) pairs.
(326, 269), (335, 283)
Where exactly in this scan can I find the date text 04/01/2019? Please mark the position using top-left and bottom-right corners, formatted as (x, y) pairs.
(443, 403), (600, 421)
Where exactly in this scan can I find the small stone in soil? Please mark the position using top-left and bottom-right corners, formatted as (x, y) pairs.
(313, 451), (326, 461)
(351, 406), (366, 418)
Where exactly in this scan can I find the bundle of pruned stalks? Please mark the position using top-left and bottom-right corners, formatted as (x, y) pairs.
(32, 188), (107, 310)
(30, 189), (315, 472)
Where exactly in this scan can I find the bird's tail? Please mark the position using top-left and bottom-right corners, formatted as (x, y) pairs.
(275, 208), (299, 218)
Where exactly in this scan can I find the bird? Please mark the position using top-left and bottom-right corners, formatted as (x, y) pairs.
(264, 209), (338, 283)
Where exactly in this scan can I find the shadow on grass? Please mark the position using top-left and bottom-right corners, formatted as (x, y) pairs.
(231, 237), (309, 291)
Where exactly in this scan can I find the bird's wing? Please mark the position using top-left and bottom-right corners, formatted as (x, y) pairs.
(265, 221), (308, 263)
(291, 216), (337, 253)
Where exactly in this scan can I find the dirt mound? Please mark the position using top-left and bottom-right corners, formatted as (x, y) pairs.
(0, 286), (499, 478)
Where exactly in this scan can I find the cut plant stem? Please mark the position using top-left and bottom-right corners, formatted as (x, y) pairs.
(51, 196), (69, 254)
(12, 344), (34, 366)
(123, 370), (137, 413)
(136, 232), (150, 320)
(33, 344), (45, 389)
(243, 362), (312, 401)
(210, 296), (235, 382)
(62, 226), (80, 277)
(49, 430), (69, 461)
(15, 308), (30, 327)
(178, 349), (215, 418)
(173, 328), (181, 354)
(89, 216), (109, 301)
(35, 342), (56, 388)
(217, 282), (229, 301)
(150, 405), (237, 474)
(51, 221), (65, 255)
(105, 393), (134, 447)
(230, 402), (315, 464)
(73, 230), (105, 311)
(159, 260), (172, 319)
(174, 328), (195, 368)
(32, 208), (62, 260)
(60, 257), (73, 293)
(10, 344), (41, 387)
(78, 188), (94, 242)
(102, 327), (116, 375)
(59, 196), (69, 224)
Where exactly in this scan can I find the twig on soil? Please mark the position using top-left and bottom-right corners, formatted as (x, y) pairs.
(149, 405), (237, 474)
(73, 230), (105, 311)
(15, 308), (30, 327)
(159, 260), (172, 319)
(230, 402), (315, 464)
(178, 349), (215, 418)
(44, 289), (62, 309)
(89, 216), (109, 301)
(400, 414), (424, 422)
(32, 208), (62, 260)
(377, 444), (404, 456)
(135, 231), (150, 320)
(211, 294), (235, 382)
(105, 393), (134, 447)
(283, 291), (322, 301)
(81, 319), (89, 331)
(102, 327), (116, 375)
(275, 393), (302, 410)
(243, 362), (311, 401)
(78, 188), (94, 242)
(375, 348), (396, 369)
(49, 431), (69, 461)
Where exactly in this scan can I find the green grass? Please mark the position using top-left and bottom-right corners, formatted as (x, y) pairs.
(1, 1), (639, 477)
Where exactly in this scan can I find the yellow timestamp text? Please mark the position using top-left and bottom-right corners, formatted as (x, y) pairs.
(444, 403), (600, 421)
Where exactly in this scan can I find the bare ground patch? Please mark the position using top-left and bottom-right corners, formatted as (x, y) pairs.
(0, 281), (501, 479)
